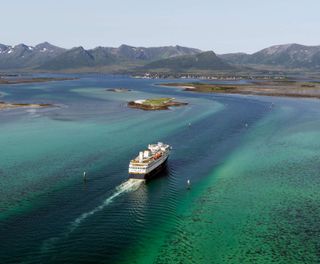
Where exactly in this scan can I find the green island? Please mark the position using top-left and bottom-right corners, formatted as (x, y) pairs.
(0, 77), (77, 85)
(159, 80), (320, 99)
(0, 102), (54, 110)
(128, 97), (188, 110)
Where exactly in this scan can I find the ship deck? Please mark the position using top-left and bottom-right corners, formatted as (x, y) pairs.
(130, 152), (166, 166)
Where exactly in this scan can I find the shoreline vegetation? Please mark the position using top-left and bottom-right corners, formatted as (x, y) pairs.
(0, 102), (54, 110)
(0, 77), (77, 85)
(128, 97), (188, 110)
(131, 72), (290, 80)
(158, 80), (320, 99)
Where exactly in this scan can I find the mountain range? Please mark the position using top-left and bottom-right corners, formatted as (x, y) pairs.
(0, 42), (203, 72)
(141, 51), (233, 72)
(0, 42), (320, 73)
(219, 44), (320, 70)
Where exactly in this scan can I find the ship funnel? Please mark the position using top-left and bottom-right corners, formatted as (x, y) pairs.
(144, 150), (150, 158)
(139, 151), (144, 162)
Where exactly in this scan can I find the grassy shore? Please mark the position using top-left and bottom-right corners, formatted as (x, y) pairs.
(0, 77), (76, 85)
(128, 97), (188, 110)
(0, 102), (54, 110)
(159, 80), (320, 99)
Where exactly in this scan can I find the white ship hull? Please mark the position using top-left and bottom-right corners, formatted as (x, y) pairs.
(129, 157), (168, 179)
(129, 142), (171, 179)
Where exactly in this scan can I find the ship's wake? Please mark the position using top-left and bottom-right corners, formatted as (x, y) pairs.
(71, 178), (144, 231)
(41, 178), (144, 253)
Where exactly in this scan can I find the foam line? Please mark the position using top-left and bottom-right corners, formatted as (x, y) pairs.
(71, 179), (144, 231)
(41, 179), (144, 253)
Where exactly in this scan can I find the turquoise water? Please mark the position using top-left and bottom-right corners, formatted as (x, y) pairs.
(0, 75), (319, 263)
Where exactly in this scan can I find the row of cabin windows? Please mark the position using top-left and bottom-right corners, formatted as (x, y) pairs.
(130, 167), (145, 170)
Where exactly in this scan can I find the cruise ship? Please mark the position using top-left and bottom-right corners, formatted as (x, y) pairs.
(129, 142), (171, 179)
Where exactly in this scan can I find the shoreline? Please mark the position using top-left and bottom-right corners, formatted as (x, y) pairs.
(128, 98), (188, 111)
(157, 82), (320, 100)
(106, 88), (132, 93)
(0, 77), (77, 85)
(0, 102), (55, 110)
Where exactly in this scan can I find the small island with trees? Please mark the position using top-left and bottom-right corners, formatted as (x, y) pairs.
(128, 97), (188, 110)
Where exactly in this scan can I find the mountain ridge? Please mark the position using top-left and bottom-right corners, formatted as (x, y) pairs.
(0, 42), (203, 71)
(141, 51), (233, 72)
(219, 43), (320, 69)
(1, 42), (320, 72)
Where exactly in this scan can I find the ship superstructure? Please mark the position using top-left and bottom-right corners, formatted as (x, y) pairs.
(129, 142), (171, 179)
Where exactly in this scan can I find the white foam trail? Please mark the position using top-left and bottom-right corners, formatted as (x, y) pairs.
(70, 178), (144, 231)
(40, 179), (144, 253)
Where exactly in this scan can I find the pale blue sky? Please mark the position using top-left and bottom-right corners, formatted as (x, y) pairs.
(1, 0), (320, 54)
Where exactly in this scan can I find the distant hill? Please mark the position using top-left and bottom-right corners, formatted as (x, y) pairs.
(218, 52), (251, 65)
(38, 44), (202, 71)
(40, 47), (98, 70)
(0, 42), (201, 71)
(39, 45), (202, 71)
(0, 42), (65, 69)
(1, 42), (320, 72)
(110, 44), (201, 61)
(141, 51), (233, 72)
(220, 43), (320, 69)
